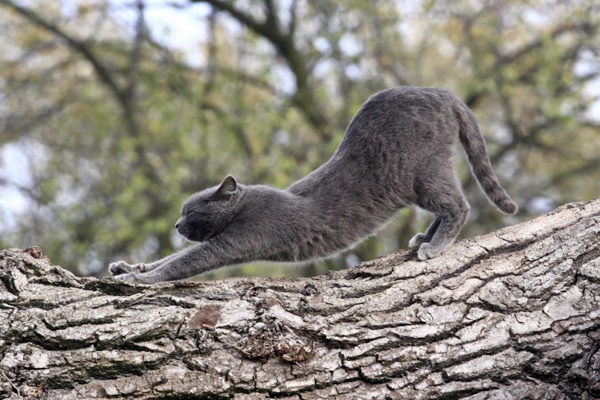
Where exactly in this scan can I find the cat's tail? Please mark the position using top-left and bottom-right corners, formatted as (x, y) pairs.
(454, 102), (518, 215)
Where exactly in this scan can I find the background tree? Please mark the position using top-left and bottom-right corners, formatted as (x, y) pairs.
(0, 0), (598, 278)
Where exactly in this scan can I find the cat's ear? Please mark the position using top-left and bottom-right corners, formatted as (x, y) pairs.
(211, 175), (237, 201)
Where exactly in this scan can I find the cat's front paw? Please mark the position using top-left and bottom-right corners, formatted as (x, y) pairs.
(111, 271), (158, 285)
(416, 243), (443, 261)
(108, 261), (145, 276)
(112, 272), (139, 283)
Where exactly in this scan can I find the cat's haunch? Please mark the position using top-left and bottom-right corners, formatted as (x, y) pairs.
(109, 86), (517, 283)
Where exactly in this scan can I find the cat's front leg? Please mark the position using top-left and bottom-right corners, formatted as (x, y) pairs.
(111, 242), (234, 283)
(111, 260), (187, 283)
(108, 245), (199, 283)
(108, 252), (181, 277)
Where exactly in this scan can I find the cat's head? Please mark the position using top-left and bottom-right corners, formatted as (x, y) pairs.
(176, 175), (240, 242)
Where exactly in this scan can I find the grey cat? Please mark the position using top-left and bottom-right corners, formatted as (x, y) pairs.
(109, 86), (517, 283)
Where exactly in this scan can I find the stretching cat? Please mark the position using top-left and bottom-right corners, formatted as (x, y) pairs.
(109, 86), (517, 283)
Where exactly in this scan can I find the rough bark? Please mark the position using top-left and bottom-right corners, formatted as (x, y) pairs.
(1, 198), (599, 400)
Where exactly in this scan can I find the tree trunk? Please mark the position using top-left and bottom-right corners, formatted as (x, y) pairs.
(1, 198), (599, 399)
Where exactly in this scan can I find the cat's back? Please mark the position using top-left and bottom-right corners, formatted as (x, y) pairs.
(335, 86), (460, 158)
(288, 86), (461, 198)
(366, 86), (455, 105)
(348, 86), (458, 132)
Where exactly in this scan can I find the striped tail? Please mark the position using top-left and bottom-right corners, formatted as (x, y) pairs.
(455, 102), (518, 214)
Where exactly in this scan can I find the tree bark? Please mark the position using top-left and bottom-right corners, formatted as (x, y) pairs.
(1, 198), (599, 399)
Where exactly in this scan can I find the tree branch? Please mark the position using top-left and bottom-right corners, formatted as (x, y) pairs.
(190, 0), (330, 140)
(1, 198), (600, 398)
(0, 0), (125, 107)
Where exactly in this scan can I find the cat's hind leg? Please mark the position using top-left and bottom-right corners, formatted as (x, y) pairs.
(409, 216), (441, 247)
(412, 175), (469, 260)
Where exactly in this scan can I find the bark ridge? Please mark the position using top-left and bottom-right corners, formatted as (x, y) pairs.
(1, 199), (599, 399)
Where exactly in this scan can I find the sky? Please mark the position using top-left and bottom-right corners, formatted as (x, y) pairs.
(0, 144), (35, 230)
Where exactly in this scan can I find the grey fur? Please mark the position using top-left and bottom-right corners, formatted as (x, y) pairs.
(109, 86), (517, 283)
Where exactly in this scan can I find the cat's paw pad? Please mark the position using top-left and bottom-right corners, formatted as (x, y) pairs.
(416, 243), (443, 261)
(109, 261), (144, 276)
(409, 233), (428, 247)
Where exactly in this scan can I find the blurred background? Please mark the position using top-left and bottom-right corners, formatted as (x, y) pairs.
(0, 0), (598, 279)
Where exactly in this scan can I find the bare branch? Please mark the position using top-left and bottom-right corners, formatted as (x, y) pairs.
(191, 0), (330, 140)
(0, 0), (125, 106)
(191, 0), (270, 39)
(500, 21), (595, 65)
(123, 0), (146, 107)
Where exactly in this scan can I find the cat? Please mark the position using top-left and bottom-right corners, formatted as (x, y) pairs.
(109, 86), (517, 283)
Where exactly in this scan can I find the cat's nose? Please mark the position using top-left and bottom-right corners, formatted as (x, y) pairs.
(175, 218), (183, 229)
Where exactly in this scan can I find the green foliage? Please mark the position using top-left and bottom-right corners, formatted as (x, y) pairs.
(0, 0), (598, 277)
